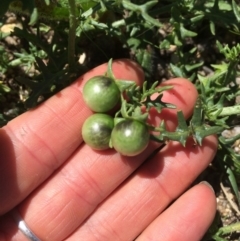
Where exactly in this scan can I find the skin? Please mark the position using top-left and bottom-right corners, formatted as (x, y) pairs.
(0, 59), (217, 241)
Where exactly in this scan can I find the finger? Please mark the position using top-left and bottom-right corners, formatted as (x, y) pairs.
(0, 59), (144, 215)
(135, 182), (216, 241)
(0, 78), (198, 240)
(66, 136), (218, 241)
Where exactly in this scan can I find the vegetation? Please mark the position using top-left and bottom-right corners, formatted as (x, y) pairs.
(1, 0), (240, 240)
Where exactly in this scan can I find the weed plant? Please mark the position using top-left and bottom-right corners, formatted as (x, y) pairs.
(1, 1), (240, 240)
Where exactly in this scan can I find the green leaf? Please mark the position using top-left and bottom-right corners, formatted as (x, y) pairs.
(159, 39), (170, 49)
(122, 0), (162, 27)
(151, 111), (190, 146)
(143, 93), (175, 113)
(190, 97), (225, 144)
(175, 111), (190, 146)
(185, 62), (203, 72)
(131, 107), (149, 122)
(226, 167), (240, 207)
(179, 23), (197, 38)
(135, 48), (157, 81)
(219, 134), (240, 145)
(190, 14), (204, 23)
(116, 80), (136, 93)
(170, 63), (185, 77)
(0, 83), (11, 93)
(232, 0), (240, 22)
(190, 97), (203, 127)
(44, 0), (50, 5)
(106, 58), (115, 79)
(127, 37), (141, 50)
(210, 21), (216, 35)
(29, 7), (38, 25)
(193, 125), (224, 145)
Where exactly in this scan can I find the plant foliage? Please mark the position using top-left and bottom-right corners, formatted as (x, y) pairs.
(1, 0), (240, 239)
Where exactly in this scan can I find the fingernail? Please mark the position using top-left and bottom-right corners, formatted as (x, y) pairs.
(199, 181), (215, 193)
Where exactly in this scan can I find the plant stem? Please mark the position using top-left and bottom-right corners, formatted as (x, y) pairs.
(68, 0), (77, 72)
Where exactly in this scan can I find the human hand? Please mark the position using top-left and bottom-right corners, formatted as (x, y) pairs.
(0, 59), (217, 241)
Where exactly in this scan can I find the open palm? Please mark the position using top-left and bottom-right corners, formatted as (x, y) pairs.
(0, 59), (217, 241)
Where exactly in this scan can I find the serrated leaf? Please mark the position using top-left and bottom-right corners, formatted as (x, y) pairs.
(189, 97), (225, 144)
(141, 84), (175, 113)
(193, 125), (224, 145)
(116, 80), (136, 93)
(159, 129), (189, 146)
(122, 0), (162, 27)
(151, 112), (190, 146)
(176, 111), (188, 131)
(131, 107), (148, 122)
(174, 111), (190, 146)
(143, 94), (175, 113)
